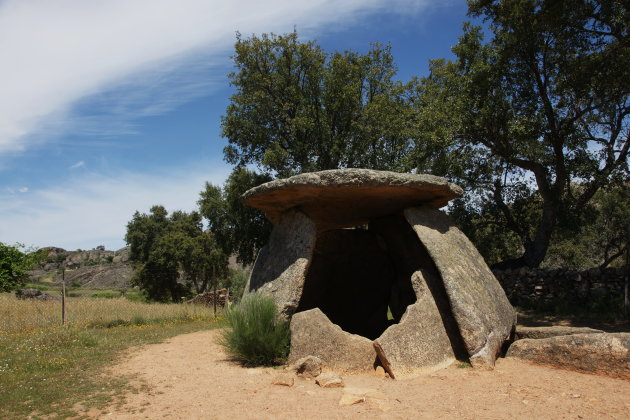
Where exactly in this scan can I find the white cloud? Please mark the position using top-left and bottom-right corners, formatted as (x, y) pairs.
(0, 0), (430, 153)
(0, 161), (232, 250)
(69, 160), (85, 169)
(17, 187), (28, 193)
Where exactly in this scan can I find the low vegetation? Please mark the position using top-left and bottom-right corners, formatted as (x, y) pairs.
(220, 293), (290, 366)
(0, 293), (223, 419)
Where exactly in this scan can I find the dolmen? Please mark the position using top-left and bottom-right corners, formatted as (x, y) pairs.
(241, 169), (516, 378)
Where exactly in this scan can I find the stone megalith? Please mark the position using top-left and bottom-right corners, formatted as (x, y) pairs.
(242, 168), (516, 377)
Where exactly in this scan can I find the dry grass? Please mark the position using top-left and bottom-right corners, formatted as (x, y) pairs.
(0, 292), (223, 419)
(0, 293), (220, 334)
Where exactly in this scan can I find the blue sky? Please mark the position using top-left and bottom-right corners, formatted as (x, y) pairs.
(0, 0), (473, 251)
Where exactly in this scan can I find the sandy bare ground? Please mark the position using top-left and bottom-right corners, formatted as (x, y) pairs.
(99, 329), (630, 419)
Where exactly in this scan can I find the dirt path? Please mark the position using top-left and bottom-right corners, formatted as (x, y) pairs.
(99, 329), (629, 419)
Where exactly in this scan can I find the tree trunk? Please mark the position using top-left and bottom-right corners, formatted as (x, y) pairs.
(493, 201), (556, 269)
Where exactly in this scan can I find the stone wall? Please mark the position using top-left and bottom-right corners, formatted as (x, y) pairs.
(494, 267), (628, 311)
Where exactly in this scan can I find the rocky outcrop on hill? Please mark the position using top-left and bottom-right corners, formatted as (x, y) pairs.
(15, 288), (58, 300)
(29, 246), (132, 289)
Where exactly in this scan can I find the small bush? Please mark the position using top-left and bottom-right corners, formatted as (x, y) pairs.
(219, 293), (290, 366)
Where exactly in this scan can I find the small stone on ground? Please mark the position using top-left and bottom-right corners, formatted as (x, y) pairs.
(292, 355), (323, 378)
(271, 374), (295, 387)
(316, 372), (344, 388)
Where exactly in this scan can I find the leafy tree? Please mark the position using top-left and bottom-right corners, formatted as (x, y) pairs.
(199, 167), (272, 265)
(125, 206), (228, 302)
(0, 243), (39, 292)
(544, 183), (630, 268)
(221, 31), (418, 177)
(416, 0), (629, 267)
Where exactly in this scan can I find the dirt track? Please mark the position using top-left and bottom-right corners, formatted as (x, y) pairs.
(99, 329), (629, 419)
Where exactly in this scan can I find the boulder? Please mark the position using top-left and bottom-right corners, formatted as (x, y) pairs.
(291, 355), (322, 378)
(507, 333), (630, 379)
(244, 209), (316, 318)
(515, 326), (604, 340)
(242, 169), (462, 231)
(404, 206), (517, 367)
(289, 308), (376, 372)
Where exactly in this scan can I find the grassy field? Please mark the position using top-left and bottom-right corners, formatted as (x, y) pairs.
(0, 293), (223, 419)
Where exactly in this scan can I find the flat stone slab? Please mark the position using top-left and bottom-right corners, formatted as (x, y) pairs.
(515, 326), (604, 340)
(507, 333), (630, 379)
(242, 169), (463, 230)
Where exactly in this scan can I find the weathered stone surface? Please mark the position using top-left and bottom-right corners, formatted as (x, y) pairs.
(404, 206), (517, 367)
(243, 169), (463, 230)
(291, 356), (322, 378)
(374, 270), (456, 378)
(515, 326), (604, 340)
(271, 374), (295, 387)
(244, 209), (316, 318)
(315, 372), (344, 388)
(507, 333), (630, 379)
(289, 308), (376, 372)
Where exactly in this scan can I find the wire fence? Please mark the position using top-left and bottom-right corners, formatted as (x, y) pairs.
(1, 289), (224, 335)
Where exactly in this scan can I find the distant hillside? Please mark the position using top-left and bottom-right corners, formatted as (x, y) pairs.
(29, 246), (133, 289)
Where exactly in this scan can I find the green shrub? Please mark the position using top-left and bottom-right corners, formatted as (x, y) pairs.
(219, 293), (290, 366)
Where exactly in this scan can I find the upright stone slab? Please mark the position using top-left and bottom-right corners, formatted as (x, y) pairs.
(244, 209), (316, 318)
(404, 206), (517, 367)
(374, 270), (456, 377)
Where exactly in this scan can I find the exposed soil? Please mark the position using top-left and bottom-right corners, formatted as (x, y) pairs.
(97, 329), (630, 419)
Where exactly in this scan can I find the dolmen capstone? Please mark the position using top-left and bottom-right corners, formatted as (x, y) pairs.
(241, 169), (516, 378)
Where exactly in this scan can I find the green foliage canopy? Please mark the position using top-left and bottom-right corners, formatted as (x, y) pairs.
(199, 167), (272, 266)
(415, 0), (629, 267)
(221, 31), (418, 177)
(125, 206), (228, 302)
(0, 243), (39, 292)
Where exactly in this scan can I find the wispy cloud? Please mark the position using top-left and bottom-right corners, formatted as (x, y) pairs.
(0, 160), (231, 250)
(69, 161), (85, 169)
(5, 186), (29, 194)
(0, 0), (431, 154)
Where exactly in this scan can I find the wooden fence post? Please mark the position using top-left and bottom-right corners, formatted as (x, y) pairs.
(61, 267), (66, 326)
(213, 264), (217, 318)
